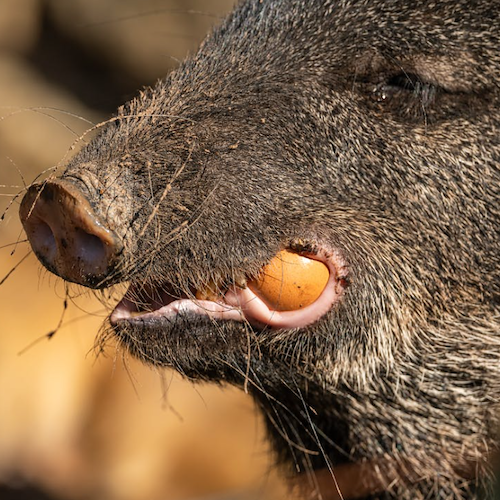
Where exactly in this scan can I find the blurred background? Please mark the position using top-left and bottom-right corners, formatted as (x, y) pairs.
(0, 1), (287, 499)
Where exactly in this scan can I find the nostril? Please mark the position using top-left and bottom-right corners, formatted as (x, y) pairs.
(74, 228), (108, 274)
(20, 179), (123, 288)
(28, 218), (57, 265)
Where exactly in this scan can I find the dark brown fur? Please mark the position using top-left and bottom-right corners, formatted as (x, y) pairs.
(21, 0), (500, 498)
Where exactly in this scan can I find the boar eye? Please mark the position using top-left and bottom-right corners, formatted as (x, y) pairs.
(372, 72), (438, 106)
(248, 250), (330, 311)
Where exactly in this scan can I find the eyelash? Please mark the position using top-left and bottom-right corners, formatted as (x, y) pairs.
(372, 73), (438, 106)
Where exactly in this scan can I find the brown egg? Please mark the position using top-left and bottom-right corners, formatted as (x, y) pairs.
(196, 279), (220, 301)
(249, 250), (330, 311)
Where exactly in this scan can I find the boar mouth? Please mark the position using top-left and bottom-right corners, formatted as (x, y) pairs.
(110, 249), (347, 331)
(110, 283), (248, 326)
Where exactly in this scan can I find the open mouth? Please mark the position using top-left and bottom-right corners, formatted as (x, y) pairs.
(110, 248), (348, 330)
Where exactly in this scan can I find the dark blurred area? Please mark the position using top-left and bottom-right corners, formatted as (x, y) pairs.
(0, 484), (56, 500)
(0, 1), (287, 499)
(28, 6), (139, 114)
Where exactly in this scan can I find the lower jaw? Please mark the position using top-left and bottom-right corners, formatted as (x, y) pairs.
(109, 312), (265, 380)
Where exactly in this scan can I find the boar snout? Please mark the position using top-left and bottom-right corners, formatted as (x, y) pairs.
(19, 179), (122, 288)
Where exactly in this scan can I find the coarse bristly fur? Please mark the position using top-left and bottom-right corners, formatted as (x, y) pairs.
(20, 0), (500, 498)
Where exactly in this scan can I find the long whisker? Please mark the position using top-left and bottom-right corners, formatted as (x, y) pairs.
(0, 251), (30, 286)
(80, 8), (225, 29)
(17, 296), (68, 356)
